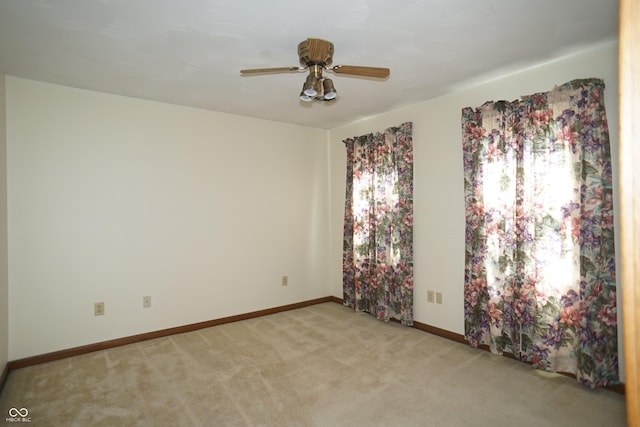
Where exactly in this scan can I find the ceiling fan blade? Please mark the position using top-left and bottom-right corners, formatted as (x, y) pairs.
(332, 65), (390, 78)
(240, 66), (301, 75)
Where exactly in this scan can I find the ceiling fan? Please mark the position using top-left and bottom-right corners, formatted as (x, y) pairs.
(240, 38), (390, 103)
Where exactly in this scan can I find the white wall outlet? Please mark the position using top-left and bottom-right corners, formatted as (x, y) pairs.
(282, 275), (288, 286)
(94, 302), (105, 316)
(143, 295), (151, 308)
(436, 292), (443, 304)
(427, 290), (435, 303)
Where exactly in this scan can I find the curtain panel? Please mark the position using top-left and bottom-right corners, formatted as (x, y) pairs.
(462, 79), (618, 388)
(343, 122), (414, 325)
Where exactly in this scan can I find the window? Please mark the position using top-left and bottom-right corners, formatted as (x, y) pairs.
(462, 80), (618, 388)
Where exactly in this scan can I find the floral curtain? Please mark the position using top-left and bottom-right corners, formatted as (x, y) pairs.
(343, 122), (414, 325)
(462, 79), (618, 388)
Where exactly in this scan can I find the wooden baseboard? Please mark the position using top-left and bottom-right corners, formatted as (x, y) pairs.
(328, 298), (624, 394)
(328, 295), (342, 304)
(7, 296), (333, 371)
(412, 318), (624, 394)
(5, 295), (626, 396)
(411, 320), (467, 344)
(329, 296), (467, 344)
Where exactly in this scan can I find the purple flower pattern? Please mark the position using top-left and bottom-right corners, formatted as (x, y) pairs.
(462, 80), (618, 388)
(343, 122), (414, 325)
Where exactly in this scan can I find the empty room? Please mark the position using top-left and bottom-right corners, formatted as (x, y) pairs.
(0, 0), (638, 426)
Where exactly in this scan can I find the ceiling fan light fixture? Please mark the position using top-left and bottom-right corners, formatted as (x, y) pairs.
(299, 89), (313, 102)
(302, 74), (318, 96)
(323, 79), (337, 100)
(312, 79), (323, 97)
(239, 38), (390, 105)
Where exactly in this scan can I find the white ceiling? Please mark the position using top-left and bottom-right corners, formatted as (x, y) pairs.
(0, 0), (619, 129)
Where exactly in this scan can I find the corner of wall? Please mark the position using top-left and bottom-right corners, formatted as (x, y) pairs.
(0, 71), (9, 387)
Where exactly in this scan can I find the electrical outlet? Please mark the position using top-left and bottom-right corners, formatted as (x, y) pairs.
(436, 292), (443, 304)
(94, 302), (105, 316)
(427, 290), (435, 303)
(281, 275), (288, 286)
(143, 295), (151, 308)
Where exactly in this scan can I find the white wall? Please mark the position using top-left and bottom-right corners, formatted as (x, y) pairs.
(5, 39), (623, 378)
(6, 77), (331, 360)
(328, 40), (622, 375)
(0, 71), (8, 371)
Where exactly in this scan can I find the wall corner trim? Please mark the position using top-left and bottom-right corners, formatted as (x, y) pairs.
(0, 363), (8, 395)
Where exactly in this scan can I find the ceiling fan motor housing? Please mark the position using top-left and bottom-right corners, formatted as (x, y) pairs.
(298, 38), (334, 67)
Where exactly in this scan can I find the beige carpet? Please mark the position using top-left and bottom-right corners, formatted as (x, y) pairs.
(0, 302), (627, 426)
